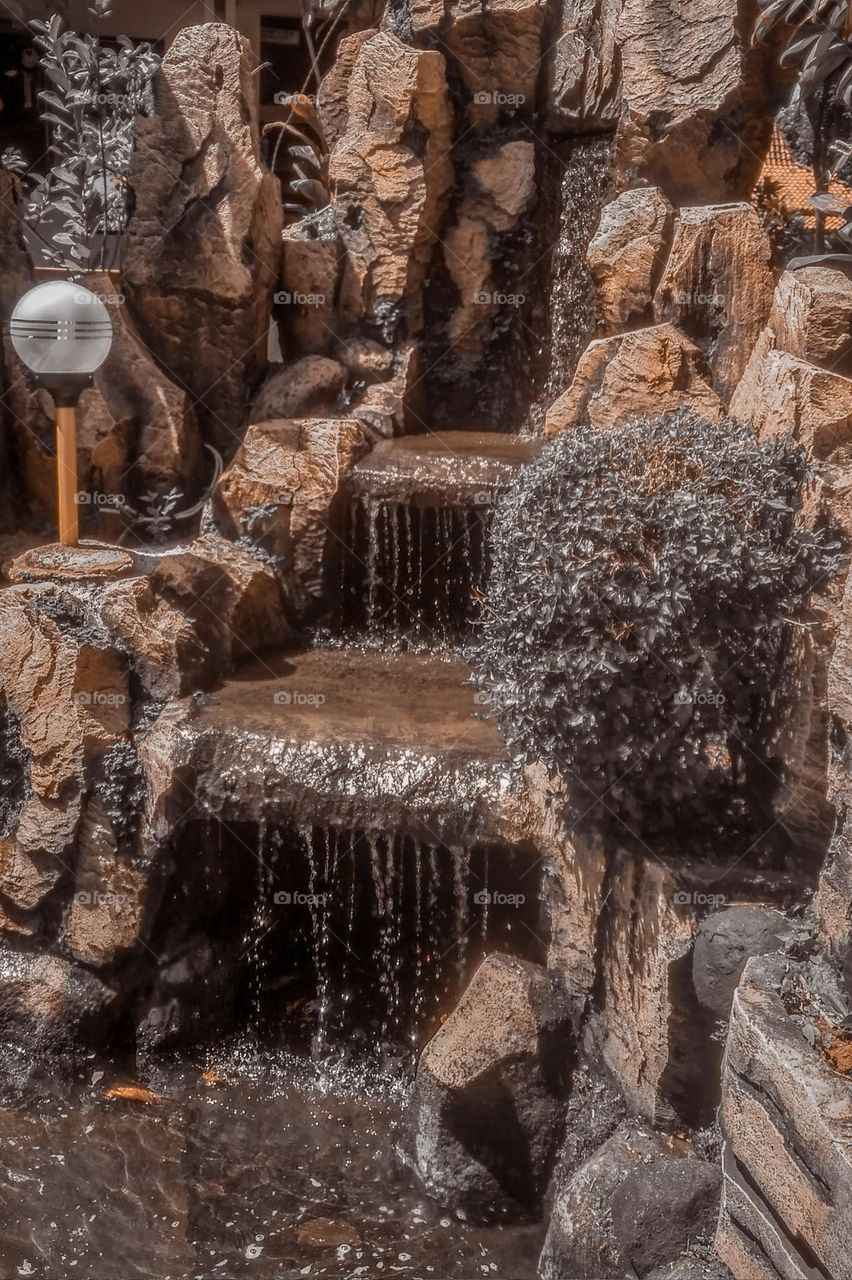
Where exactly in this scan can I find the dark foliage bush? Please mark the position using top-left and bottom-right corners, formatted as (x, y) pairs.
(470, 409), (841, 832)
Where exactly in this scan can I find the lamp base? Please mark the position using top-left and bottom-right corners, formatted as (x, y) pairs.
(8, 541), (135, 584)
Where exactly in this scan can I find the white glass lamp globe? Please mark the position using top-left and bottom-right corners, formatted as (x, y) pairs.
(10, 281), (113, 385)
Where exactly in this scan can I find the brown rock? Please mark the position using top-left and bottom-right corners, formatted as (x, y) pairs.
(654, 203), (774, 399)
(75, 275), (203, 520)
(0, 948), (116, 1056)
(597, 851), (696, 1122)
(0, 586), (129, 913)
(335, 337), (394, 385)
(97, 577), (208, 703)
(439, 0), (547, 126)
(349, 340), (420, 437)
(403, 954), (575, 1217)
(279, 213), (342, 357)
(146, 534), (292, 667)
(716, 953), (852, 1280)
(316, 29), (372, 149)
(328, 31), (453, 343)
(764, 265), (852, 376)
(729, 342), (852, 463)
(614, 0), (788, 203)
(587, 186), (674, 332)
(545, 324), (721, 436)
(123, 23), (282, 454)
(250, 357), (347, 424)
(545, 0), (622, 132)
(443, 140), (537, 360)
(539, 1123), (675, 1279)
(213, 418), (367, 615)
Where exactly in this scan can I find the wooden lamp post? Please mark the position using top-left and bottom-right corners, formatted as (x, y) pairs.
(10, 281), (113, 547)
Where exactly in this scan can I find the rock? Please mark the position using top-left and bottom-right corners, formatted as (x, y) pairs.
(587, 187), (674, 332)
(143, 535), (292, 668)
(729, 342), (852, 463)
(402, 954), (576, 1219)
(336, 337), (395, 385)
(438, 0), (547, 127)
(597, 851), (699, 1124)
(716, 953), (852, 1280)
(545, 324), (721, 436)
(212, 418), (367, 616)
(317, 29), (372, 149)
(76, 275), (203, 514)
(692, 906), (792, 1019)
(765, 265), (852, 376)
(97, 576), (208, 704)
(0, 948), (116, 1057)
(250, 357), (347, 424)
(539, 1122), (673, 1279)
(816, 568), (852, 961)
(0, 586), (129, 914)
(443, 140), (537, 361)
(614, 0), (788, 203)
(654, 204), (774, 400)
(610, 1157), (722, 1275)
(279, 212), (343, 357)
(545, 0), (622, 132)
(350, 340), (421, 437)
(135, 936), (234, 1055)
(123, 23), (282, 453)
(328, 31), (453, 344)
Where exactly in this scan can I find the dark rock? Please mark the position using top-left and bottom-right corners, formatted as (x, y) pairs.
(692, 906), (791, 1018)
(402, 954), (577, 1220)
(611, 1156), (722, 1275)
(136, 936), (234, 1055)
(539, 1122), (673, 1279)
(0, 949), (116, 1057)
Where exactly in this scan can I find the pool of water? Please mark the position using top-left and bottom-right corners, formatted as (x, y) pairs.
(0, 1040), (544, 1280)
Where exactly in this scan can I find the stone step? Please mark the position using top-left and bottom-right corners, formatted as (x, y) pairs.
(346, 430), (543, 508)
(142, 647), (520, 846)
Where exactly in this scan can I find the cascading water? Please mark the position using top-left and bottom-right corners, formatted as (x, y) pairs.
(227, 821), (548, 1061)
(338, 496), (493, 643)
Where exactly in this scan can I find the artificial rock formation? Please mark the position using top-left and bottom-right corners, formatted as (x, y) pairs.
(403, 954), (575, 1218)
(545, 323), (722, 436)
(716, 953), (852, 1279)
(123, 23), (282, 455)
(654, 203), (774, 400)
(587, 186), (674, 332)
(614, 0), (788, 203)
(212, 417), (368, 618)
(328, 31), (453, 345)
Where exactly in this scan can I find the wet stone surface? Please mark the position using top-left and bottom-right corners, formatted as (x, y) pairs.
(0, 1045), (544, 1279)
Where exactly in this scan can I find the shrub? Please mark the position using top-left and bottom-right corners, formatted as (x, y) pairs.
(469, 409), (841, 833)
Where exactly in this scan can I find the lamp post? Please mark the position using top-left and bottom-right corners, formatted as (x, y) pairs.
(10, 280), (113, 548)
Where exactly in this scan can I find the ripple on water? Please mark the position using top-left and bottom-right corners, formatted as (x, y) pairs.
(0, 1041), (544, 1280)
